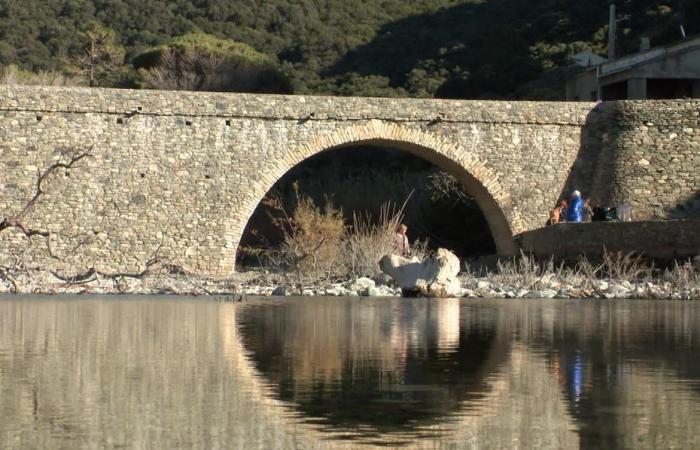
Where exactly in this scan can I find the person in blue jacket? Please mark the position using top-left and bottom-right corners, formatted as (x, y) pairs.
(565, 190), (585, 222)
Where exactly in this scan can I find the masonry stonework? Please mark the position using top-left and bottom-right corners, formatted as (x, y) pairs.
(587, 101), (700, 219)
(0, 86), (697, 276)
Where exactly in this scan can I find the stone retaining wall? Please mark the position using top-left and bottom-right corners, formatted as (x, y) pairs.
(519, 221), (700, 261)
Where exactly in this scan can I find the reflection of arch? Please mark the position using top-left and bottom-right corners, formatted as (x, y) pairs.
(219, 301), (580, 448)
(232, 121), (523, 270)
(219, 302), (511, 447)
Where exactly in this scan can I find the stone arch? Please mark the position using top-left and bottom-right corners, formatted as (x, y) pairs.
(231, 120), (523, 271)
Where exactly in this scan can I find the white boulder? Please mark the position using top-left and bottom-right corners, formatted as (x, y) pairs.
(379, 248), (461, 298)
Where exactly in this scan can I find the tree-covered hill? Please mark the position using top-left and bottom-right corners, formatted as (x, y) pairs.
(1, 0), (698, 98)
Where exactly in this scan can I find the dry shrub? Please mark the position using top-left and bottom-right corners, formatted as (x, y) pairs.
(286, 195), (345, 277)
(257, 189), (427, 282)
(1, 64), (84, 86)
(263, 184), (345, 281)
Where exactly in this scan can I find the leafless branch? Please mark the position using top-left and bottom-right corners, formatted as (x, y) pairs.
(0, 149), (93, 249)
(47, 235), (184, 288)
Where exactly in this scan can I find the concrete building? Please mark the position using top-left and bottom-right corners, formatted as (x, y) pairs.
(567, 35), (700, 101)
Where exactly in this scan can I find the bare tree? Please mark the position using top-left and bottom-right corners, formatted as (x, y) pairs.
(79, 23), (124, 87)
(143, 47), (267, 92)
(0, 149), (93, 252)
(0, 149), (193, 293)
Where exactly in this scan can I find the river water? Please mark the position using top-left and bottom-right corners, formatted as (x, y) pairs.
(0, 296), (699, 449)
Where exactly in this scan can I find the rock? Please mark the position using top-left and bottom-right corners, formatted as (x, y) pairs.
(694, 255), (700, 271)
(347, 277), (375, 294)
(592, 280), (609, 292)
(372, 273), (393, 286)
(359, 286), (379, 297)
(560, 288), (577, 298)
(476, 280), (491, 289)
(271, 285), (288, 296)
(327, 285), (352, 296)
(379, 248), (461, 298)
(475, 288), (498, 298)
(324, 287), (340, 296)
(541, 289), (558, 298)
(375, 285), (397, 297)
(524, 290), (557, 298)
(608, 283), (631, 298)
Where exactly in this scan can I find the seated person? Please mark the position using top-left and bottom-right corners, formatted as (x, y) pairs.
(592, 203), (606, 222)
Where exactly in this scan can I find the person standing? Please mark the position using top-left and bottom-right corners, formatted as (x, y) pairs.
(393, 224), (410, 257)
(583, 198), (594, 222)
(548, 200), (567, 225)
(565, 191), (585, 223)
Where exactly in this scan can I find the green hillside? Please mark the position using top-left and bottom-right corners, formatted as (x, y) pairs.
(1, 0), (698, 98)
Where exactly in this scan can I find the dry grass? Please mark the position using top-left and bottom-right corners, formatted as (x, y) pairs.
(482, 253), (574, 291)
(464, 250), (699, 296)
(662, 261), (700, 289)
(343, 203), (405, 279)
(598, 250), (652, 282)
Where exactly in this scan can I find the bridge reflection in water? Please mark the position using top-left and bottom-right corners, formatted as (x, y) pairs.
(0, 298), (699, 449)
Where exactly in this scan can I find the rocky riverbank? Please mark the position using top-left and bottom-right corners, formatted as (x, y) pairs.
(1, 264), (698, 299)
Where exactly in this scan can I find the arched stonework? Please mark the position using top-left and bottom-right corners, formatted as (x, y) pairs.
(232, 120), (523, 269)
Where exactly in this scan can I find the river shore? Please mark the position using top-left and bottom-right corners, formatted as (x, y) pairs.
(1, 265), (698, 299)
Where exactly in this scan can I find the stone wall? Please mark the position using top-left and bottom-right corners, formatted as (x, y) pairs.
(520, 221), (700, 262)
(0, 86), (697, 276)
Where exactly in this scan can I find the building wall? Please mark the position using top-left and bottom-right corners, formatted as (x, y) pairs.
(0, 86), (697, 275)
(566, 69), (599, 101)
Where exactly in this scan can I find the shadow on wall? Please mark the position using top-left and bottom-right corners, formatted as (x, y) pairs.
(557, 102), (623, 210)
(669, 191), (700, 220)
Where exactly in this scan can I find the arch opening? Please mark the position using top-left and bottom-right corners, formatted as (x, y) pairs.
(234, 135), (517, 273)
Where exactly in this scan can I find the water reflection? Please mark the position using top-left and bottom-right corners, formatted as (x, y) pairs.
(0, 297), (698, 449)
(235, 298), (510, 444)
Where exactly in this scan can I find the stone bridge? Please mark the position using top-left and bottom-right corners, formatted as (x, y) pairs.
(0, 86), (698, 276)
